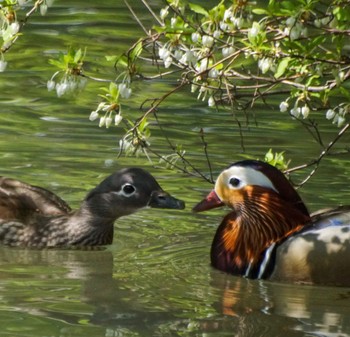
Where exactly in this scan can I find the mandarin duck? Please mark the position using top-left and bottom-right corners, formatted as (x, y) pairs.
(193, 160), (350, 286)
(0, 168), (185, 247)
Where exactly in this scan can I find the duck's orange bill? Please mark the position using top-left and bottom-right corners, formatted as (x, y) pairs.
(192, 190), (224, 212)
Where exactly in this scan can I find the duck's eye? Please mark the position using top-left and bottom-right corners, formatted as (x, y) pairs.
(122, 183), (136, 195)
(229, 177), (241, 188)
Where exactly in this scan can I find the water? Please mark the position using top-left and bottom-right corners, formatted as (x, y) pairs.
(0, 1), (350, 336)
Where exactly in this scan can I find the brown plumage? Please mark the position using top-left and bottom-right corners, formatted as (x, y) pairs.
(0, 168), (185, 248)
(0, 176), (71, 221)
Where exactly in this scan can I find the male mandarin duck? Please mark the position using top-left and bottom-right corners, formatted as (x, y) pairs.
(0, 168), (185, 247)
(193, 160), (350, 286)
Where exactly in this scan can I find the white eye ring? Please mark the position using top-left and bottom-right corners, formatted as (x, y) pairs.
(120, 183), (136, 197)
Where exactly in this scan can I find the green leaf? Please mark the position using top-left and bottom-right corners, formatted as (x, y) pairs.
(153, 25), (166, 34)
(98, 94), (109, 100)
(138, 117), (149, 132)
(281, 1), (296, 11)
(305, 74), (320, 87)
(105, 55), (118, 62)
(305, 35), (326, 54)
(109, 82), (119, 98)
(129, 39), (143, 62)
(264, 149), (290, 170)
(333, 6), (350, 22)
(275, 57), (290, 79)
(115, 55), (128, 68)
(265, 149), (274, 162)
(252, 8), (269, 15)
(48, 59), (65, 69)
(189, 3), (208, 16)
(73, 48), (82, 63)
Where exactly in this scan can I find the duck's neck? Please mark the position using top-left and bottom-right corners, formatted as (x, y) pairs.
(65, 203), (117, 246)
(211, 189), (311, 276)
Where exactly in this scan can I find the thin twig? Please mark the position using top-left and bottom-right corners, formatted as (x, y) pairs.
(199, 128), (214, 183)
(148, 116), (212, 182)
(140, 0), (163, 26)
(131, 81), (188, 131)
(286, 123), (350, 187)
(25, 0), (44, 18)
(80, 73), (112, 82)
(124, 0), (149, 35)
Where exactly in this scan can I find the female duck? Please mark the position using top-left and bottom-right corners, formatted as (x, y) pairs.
(0, 168), (185, 247)
(193, 160), (350, 286)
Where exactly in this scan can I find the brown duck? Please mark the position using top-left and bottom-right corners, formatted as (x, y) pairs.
(0, 168), (185, 247)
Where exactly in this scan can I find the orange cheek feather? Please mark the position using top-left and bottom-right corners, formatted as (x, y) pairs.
(217, 185), (308, 268)
(217, 185), (245, 208)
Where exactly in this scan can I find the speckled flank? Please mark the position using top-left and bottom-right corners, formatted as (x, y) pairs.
(271, 216), (350, 286)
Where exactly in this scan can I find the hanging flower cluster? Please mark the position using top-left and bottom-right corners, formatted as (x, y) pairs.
(0, 0), (55, 71)
(0, 6), (20, 72)
(47, 73), (87, 97)
(47, 47), (87, 97)
(89, 80), (133, 129)
(326, 105), (349, 127)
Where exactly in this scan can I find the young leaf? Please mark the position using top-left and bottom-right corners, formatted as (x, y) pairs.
(189, 3), (209, 16)
(129, 39), (143, 62)
(106, 55), (118, 62)
(73, 48), (82, 64)
(275, 57), (290, 79)
(252, 8), (269, 15)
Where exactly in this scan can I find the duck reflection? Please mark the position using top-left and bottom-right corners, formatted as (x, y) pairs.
(0, 247), (117, 331)
(210, 270), (350, 337)
(0, 247), (199, 335)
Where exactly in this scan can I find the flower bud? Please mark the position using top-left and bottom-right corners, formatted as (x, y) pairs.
(279, 101), (289, 113)
(0, 60), (8, 72)
(191, 32), (200, 43)
(301, 105), (310, 119)
(47, 80), (56, 91)
(202, 35), (214, 48)
(326, 109), (335, 120)
(115, 114), (123, 126)
(208, 96), (215, 107)
(213, 30), (221, 39)
(89, 111), (99, 121)
(105, 117), (113, 128)
(160, 7), (169, 20)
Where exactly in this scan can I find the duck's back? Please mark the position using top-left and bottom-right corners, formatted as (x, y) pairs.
(269, 206), (350, 286)
(0, 177), (71, 222)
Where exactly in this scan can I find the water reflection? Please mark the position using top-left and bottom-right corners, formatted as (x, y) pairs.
(1, 245), (349, 336)
(210, 271), (350, 337)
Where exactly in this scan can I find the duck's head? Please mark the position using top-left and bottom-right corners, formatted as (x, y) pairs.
(84, 168), (185, 220)
(193, 160), (311, 275)
(193, 160), (309, 217)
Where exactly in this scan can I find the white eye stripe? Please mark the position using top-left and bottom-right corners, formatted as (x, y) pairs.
(218, 166), (278, 193)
